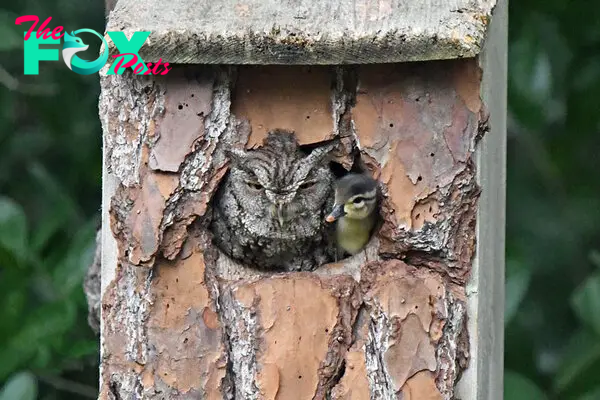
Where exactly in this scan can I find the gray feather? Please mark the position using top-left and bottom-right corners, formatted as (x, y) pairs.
(210, 130), (336, 271)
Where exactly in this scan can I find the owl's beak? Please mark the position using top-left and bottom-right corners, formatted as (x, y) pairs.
(325, 204), (345, 223)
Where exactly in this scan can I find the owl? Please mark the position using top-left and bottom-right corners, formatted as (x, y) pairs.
(210, 130), (336, 271)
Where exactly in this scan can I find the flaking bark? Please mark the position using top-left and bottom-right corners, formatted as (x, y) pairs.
(100, 60), (484, 399)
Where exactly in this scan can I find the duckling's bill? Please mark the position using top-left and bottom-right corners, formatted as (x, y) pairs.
(325, 204), (345, 222)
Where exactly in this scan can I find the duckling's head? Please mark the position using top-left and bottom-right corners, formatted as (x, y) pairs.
(325, 173), (379, 222)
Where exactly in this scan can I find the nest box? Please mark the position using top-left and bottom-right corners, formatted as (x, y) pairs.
(98, 0), (506, 398)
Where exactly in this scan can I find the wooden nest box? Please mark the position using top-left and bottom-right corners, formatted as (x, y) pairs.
(99, 0), (506, 398)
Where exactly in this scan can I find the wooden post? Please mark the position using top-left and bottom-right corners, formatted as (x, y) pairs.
(457, 0), (507, 398)
(98, 1), (506, 399)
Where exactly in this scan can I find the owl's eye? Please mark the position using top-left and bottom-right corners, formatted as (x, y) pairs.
(246, 181), (263, 190)
(299, 180), (316, 190)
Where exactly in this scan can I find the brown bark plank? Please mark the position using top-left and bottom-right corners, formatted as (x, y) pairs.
(353, 60), (485, 283)
(100, 59), (486, 399)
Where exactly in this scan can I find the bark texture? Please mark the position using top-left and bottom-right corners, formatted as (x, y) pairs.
(84, 229), (102, 334)
(105, 0), (496, 64)
(100, 60), (486, 399)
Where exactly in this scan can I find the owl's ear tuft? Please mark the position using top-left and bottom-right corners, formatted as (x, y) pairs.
(224, 147), (247, 165)
(306, 138), (340, 164)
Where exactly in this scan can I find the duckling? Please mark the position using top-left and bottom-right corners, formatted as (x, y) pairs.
(325, 173), (380, 255)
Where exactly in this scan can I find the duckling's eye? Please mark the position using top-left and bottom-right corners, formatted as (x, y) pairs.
(351, 197), (365, 208)
(245, 181), (263, 190)
(299, 180), (316, 190)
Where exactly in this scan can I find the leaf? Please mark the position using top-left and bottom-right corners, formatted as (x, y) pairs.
(577, 386), (600, 400)
(28, 163), (83, 251)
(505, 261), (532, 326)
(66, 340), (99, 359)
(0, 371), (37, 400)
(27, 163), (82, 220)
(0, 301), (76, 380)
(504, 370), (548, 400)
(0, 196), (28, 262)
(554, 329), (600, 394)
(51, 218), (97, 297)
(571, 274), (600, 335)
(29, 206), (70, 253)
(0, 289), (27, 340)
(0, 10), (23, 51)
(590, 250), (600, 270)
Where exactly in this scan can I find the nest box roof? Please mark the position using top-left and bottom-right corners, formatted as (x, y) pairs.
(106, 0), (497, 64)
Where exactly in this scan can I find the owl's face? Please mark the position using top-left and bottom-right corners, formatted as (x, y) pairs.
(224, 133), (334, 241)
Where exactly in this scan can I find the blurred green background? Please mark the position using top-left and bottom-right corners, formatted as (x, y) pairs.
(0, 0), (599, 399)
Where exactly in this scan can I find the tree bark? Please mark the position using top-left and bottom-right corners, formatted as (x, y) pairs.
(105, 0), (117, 16)
(98, 58), (489, 399)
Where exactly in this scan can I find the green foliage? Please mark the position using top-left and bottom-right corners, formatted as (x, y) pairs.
(0, 10), (23, 51)
(504, 370), (548, 400)
(553, 330), (600, 397)
(0, 197), (28, 266)
(506, 0), (600, 398)
(505, 259), (533, 326)
(571, 274), (600, 336)
(0, 372), (38, 400)
(0, 0), (104, 398)
(0, 194), (99, 396)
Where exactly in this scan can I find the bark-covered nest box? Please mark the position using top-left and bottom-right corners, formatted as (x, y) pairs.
(100, 0), (501, 398)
